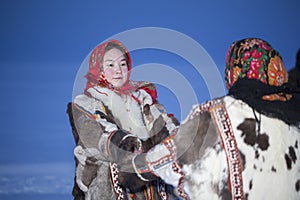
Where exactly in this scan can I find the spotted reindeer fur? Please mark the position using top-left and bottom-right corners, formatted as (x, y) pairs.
(174, 96), (300, 200)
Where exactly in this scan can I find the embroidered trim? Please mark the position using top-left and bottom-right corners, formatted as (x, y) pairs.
(172, 162), (188, 199)
(72, 103), (97, 120)
(160, 138), (188, 199)
(107, 130), (117, 157)
(146, 138), (177, 171)
(209, 99), (245, 200)
(188, 100), (217, 120)
(190, 99), (244, 200)
(147, 136), (188, 199)
(110, 163), (127, 200)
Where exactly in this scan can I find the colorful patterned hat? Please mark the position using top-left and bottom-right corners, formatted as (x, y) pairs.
(225, 38), (288, 90)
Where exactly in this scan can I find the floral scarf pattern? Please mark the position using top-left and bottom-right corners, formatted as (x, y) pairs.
(225, 38), (290, 101)
(84, 39), (137, 95)
(225, 38), (300, 125)
(84, 39), (157, 103)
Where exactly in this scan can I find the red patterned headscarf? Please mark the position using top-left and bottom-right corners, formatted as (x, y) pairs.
(225, 38), (290, 101)
(84, 39), (133, 94)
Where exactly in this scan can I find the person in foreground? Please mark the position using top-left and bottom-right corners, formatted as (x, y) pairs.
(118, 38), (300, 200)
(67, 39), (179, 199)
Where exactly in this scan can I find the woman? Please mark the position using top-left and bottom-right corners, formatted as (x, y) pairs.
(67, 39), (178, 199)
(118, 38), (300, 200)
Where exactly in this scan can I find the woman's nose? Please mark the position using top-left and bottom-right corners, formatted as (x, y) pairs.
(115, 64), (122, 73)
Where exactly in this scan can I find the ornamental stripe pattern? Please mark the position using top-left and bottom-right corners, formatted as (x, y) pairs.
(110, 163), (127, 200)
(191, 99), (245, 200)
(209, 100), (245, 200)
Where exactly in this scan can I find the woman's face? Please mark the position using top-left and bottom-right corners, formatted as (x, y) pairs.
(102, 48), (129, 88)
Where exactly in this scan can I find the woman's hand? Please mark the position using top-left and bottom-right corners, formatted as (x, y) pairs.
(109, 130), (142, 163)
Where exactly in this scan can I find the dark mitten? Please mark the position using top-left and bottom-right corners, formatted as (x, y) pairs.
(142, 124), (169, 152)
(118, 153), (158, 192)
(109, 129), (142, 163)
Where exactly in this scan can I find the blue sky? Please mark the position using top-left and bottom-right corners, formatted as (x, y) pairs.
(0, 0), (299, 197)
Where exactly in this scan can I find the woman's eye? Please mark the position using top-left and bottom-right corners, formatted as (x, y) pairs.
(107, 63), (114, 67)
(120, 62), (127, 66)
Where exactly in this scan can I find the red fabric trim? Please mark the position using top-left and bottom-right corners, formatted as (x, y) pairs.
(84, 39), (132, 94)
(140, 86), (157, 104)
(131, 94), (141, 105)
(72, 103), (97, 121)
(210, 100), (245, 200)
(107, 130), (117, 157)
(190, 100), (245, 199)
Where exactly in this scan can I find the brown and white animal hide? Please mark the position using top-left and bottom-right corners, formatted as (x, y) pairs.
(161, 96), (300, 200)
